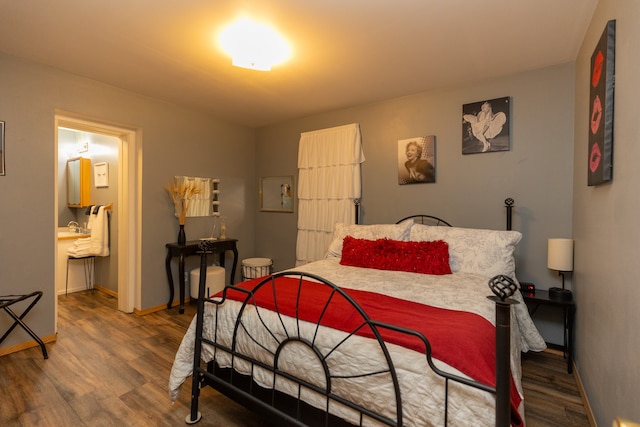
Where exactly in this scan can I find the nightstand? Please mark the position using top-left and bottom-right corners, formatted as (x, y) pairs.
(521, 288), (576, 374)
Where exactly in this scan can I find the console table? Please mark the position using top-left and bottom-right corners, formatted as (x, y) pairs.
(165, 238), (238, 314)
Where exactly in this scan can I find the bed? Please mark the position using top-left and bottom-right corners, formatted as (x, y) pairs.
(169, 200), (546, 426)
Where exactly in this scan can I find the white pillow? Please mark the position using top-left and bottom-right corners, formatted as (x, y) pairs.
(326, 222), (413, 258)
(409, 224), (522, 277)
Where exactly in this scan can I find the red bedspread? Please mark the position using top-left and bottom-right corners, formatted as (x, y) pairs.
(222, 276), (522, 426)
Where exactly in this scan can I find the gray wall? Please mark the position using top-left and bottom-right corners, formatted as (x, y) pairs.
(573, 0), (640, 424)
(0, 52), (256, 348)
(256, 63), (575, 345)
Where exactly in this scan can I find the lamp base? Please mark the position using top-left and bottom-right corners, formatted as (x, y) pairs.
(548, 287), (572, 300)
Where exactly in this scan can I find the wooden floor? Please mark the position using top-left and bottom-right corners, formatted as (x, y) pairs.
(0, 290), (591, 426)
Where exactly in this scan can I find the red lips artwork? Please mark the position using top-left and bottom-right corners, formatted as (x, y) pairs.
(588, 20), (615, 186)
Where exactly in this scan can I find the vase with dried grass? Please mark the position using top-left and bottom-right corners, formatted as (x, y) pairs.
(164, 179), (202, 245)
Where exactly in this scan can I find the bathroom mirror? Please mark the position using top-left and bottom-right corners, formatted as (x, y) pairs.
(67, 157), (91, 208)
(260, 176), (294, 213)
(173, 176), (220, 217)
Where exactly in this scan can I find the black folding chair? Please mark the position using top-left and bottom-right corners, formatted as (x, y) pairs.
(0, 291), (48, 359)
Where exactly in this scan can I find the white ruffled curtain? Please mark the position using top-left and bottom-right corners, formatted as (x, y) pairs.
(296, 123), (365, 265)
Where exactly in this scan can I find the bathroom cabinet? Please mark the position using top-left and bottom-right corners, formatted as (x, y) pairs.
(67, 157), (91, 207)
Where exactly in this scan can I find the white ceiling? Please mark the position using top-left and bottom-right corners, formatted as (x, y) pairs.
(0, 0), (597, 128)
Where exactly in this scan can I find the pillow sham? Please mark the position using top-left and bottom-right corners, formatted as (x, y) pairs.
(340, 236), (452, 275)
(326, 222), (413, 258)
(409, 224), (522, 277)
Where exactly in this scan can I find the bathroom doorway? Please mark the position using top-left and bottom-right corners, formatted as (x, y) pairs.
(54, 112), (140, 320)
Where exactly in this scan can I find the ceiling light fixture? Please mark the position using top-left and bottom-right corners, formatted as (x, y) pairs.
(219, 18), (291, 71)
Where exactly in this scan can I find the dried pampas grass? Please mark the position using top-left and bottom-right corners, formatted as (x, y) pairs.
(164, 179), (202, 224)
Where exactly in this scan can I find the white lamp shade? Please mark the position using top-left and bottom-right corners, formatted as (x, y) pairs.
(548, 238), (574, 271)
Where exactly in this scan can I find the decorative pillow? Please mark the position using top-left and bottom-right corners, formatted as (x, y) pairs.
(340, 236), (452, 275)
(326, 222), (412, 258)
(409, 224), (522, 277)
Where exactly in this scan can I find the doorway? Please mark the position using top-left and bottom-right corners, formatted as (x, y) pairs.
(54, 112), (140, 323)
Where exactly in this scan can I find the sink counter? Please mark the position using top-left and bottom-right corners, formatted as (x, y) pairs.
(57, 229), (91, 240)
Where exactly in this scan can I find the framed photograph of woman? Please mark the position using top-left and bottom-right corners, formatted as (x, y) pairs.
(0, 121), (5, 176)
(398, 136), (435, 185)
(462, 97), (510, 154)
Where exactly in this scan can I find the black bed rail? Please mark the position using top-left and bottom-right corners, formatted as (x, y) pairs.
(188, 241), (517, 426)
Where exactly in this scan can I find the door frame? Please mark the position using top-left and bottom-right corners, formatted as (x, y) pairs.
(55, 111), (141, 313)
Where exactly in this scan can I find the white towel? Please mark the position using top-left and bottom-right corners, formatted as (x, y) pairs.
(86, 205), (96, 231)
(67, 237), (92, 257)
(89, 206), (109, 257)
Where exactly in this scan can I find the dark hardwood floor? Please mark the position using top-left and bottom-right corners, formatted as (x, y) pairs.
(0, 290), (591, 426)
(521, 351), (591, 426)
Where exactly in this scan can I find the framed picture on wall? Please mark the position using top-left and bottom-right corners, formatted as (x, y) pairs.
(462, 96), (510, 154)
(588, 20), (616, 186)
(0, 121), (5, 176)
(94, 162), (109, 187)
(397, 135), (435, 185)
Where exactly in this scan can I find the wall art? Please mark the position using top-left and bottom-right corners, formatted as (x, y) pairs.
(462, 96), (510, 154)
(397, 135), (435, 185)
(588, 20), (616, 186)
(94, 162), (109, 187)
(260, 175), (294, 212)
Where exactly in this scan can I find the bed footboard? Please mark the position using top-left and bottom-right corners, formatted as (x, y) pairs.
(186, 241), (518, 426)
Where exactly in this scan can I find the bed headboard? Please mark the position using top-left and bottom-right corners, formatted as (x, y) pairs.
(394, 215), (452, 227)
(356, 197), (514, 230)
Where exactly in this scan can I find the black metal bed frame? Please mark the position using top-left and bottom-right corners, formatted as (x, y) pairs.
(185, 198), (518, 426)
(394, 214), (453, 227)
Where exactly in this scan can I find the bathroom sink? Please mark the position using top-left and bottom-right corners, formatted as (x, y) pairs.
(57, 230), (90, 240)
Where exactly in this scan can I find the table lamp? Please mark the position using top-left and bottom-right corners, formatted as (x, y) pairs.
(548, 238), (574, 300)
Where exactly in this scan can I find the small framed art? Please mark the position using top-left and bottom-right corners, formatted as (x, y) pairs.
(94, 162), (109, 187)
(462, 96), (510, 154)
(398, 136), (435, 185)
(260, 175), (294, 212)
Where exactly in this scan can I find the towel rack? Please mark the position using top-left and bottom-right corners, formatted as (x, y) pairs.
(84, 203), (113, 215)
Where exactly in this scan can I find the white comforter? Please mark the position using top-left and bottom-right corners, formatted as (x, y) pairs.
(169, 258), (545, 426)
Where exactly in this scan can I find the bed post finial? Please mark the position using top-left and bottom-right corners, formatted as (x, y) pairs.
(488, 274), (516, 301)
(487, 274), (518, 427)
(504, 198), (514, 231)
(354, 198), (361, 224)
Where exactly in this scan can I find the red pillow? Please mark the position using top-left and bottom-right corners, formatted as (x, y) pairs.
(339, 236), (452, 275)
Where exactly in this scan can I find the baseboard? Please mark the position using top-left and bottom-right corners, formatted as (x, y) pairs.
(572, 361), (597, 427)
(0, 333), (56, 357)
(94, 285), (117, 298)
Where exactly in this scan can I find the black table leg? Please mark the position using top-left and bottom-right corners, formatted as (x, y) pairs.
(230, 246), (238, 284)
(165, 251), (174, 310)
(178, 254), (186, 314)
(567, 305), (575, 374)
